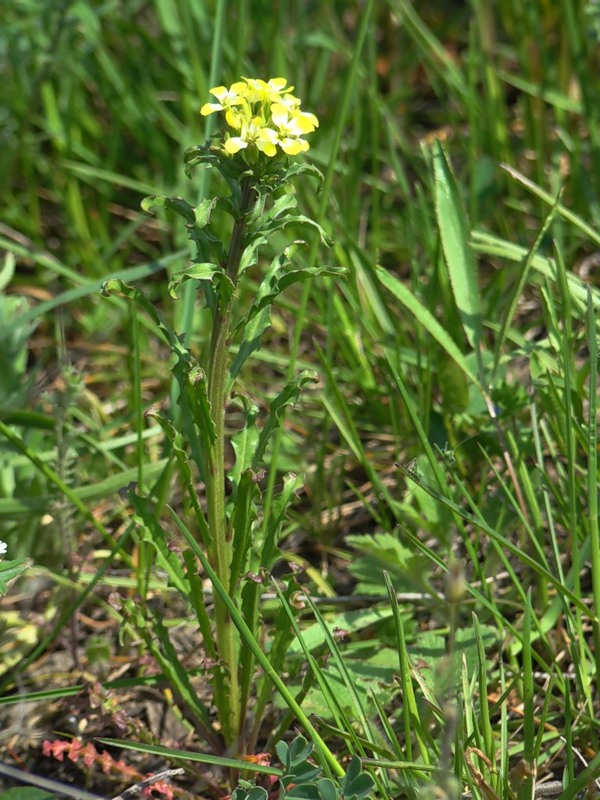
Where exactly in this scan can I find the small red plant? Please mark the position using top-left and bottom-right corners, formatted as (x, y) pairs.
(42, 738), (179, 799)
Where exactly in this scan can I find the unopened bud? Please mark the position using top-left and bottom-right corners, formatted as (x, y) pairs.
(445, 559), (466, 604)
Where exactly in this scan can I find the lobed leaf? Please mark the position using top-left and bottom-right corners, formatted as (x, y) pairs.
(168, 262), (233, 303)
(230, 398), (260, 484)
(254, 370), (319, 467)
(141, 193), (196, 223)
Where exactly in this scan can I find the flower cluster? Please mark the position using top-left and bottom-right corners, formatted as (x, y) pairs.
(0, 540), (6, 559)
(201, 77), (318, 158)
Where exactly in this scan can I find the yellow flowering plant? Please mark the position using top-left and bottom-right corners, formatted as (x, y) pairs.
(102, 78), (345, 757)
(200, 77), (318, 158)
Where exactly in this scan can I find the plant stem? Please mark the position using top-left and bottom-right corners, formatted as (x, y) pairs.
(205, 176), (256, 747)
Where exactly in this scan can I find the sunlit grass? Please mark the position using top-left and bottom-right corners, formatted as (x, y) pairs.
(1, 1), (599, 797)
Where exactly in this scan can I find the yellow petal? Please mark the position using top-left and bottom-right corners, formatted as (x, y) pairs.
(200, 102), (221, 116)
(224, 137), (247, 154)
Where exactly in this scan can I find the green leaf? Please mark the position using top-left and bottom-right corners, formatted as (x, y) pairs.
(254, 370), (319, 467)
(229, 305), (272, 382)
(238, 261), (347, 334)
(409, 625), (498, 701)
(280, 160), (325, 188)
(168, 262), (233, 302)
(376, 266), (483, 394)
(432, 139), (482, 351)
(141, 194), (223, 266)
(101, 279), (189, 361)
(345, 532), (431, 595)
(98, 736), (281, 774)
(248, 191), (297, 229)
(239, 233), (269, 273)
(285, 606), (394, 656)
(181, 364), (216, 448)
(341, 763), (375, 800)
(230, 398), (260, 484)
(437, 357), (470, 415)
(257, 472), (305, 570)
(230, 468), (261, 589)
(0, 251), (15, 293)
(147, 409), (210, 546)
(278, 736), (322, 788)
(141, 194), (196, 223)
(231, 787), (269, 800)
(285, 783), (331, 800)
(194, 196), (219, 227)
(316, 778), (339, 800)
(130, 493), (190, 596)
(276, 735), (311, 771)
(247, 199), (330, 244)
(130, 600), (214, 734)
(0, 559), (28, 595)
(0, 791), (55, 800)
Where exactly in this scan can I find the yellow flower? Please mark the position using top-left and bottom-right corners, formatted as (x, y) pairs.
(200, 82), (246, 116)
(201, 78), (318, 159)
(224, 116), (277, 157)
(271, 103), (318, 135)
(266, 104), (318, 154)
(242, 77), (294, 104)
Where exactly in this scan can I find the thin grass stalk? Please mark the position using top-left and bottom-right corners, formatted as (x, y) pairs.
(529, 393), (566, 580)
(303, 594), (373, 751)
(270, 584), (354, 744)
(384, 572), (430, 765)
(459, 657), (478, 797)
(586, 288), (600, 683)
(473, 613), (494, 768)
(518, 593), (534, 800)
(551, 249), (595, 711)
(498, 660), (509, 797)
(563, 681), (575, 786)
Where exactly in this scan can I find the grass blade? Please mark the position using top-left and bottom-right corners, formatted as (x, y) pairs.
(431, 138), (482, 352)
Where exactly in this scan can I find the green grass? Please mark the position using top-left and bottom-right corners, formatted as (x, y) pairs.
(1, 1), (599, 798)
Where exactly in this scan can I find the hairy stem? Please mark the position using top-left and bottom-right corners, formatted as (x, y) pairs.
(206, 177), (256, 746)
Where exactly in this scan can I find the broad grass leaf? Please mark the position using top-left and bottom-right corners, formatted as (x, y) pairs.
(0, 251), (15, 293)
(432, 139), (482, 351)
(376, 267), (483, 394)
